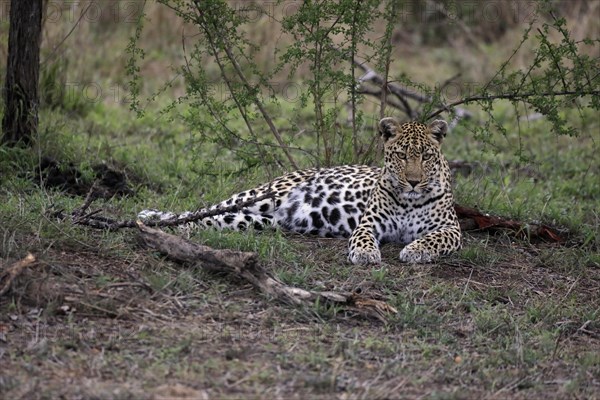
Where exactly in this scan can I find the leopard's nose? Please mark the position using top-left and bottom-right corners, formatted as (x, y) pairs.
(407, 180), (420, 188)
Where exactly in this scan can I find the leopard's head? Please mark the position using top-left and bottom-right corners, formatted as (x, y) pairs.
(379, 117), (449, 199)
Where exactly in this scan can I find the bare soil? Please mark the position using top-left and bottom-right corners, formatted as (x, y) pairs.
(1, 232), (599, 399)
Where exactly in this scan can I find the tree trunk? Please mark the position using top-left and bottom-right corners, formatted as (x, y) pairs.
(1, 0), (43, 146)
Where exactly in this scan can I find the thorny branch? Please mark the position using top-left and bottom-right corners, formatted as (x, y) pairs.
(426, 90), (600, 120)
(190, 1), (300, 170)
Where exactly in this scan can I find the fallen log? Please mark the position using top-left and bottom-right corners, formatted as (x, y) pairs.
(136, 221), (397, 321)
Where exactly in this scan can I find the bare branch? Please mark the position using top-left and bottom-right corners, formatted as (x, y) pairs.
(348, 53), (472, 122)
(426, 90), (600, 120)
(357, 86), (411, 112)
(353, 57), (429, 104)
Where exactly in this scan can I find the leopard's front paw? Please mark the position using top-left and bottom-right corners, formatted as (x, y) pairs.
(349, 247), (382, 265)
(399, 245), (434, 264)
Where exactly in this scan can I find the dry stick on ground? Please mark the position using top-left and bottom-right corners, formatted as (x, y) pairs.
(136, 221), (398, 321)
(0, 253), (37, 297)
(72, 180), (99, 220)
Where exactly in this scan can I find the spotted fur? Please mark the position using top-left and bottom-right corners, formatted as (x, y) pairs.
(139, 117), (462, 264)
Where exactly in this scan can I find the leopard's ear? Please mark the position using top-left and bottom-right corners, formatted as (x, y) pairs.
(378, 117), (401, 142)
(428, 119), (448, 145)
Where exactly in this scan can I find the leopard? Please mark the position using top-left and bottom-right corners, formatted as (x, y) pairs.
(138, 117), (462, 264)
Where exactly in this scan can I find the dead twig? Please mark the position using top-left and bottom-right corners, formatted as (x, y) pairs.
(577, 320), (598, 338)
(351, 56), (430, 104)
(136, 222), (397, 321)
(0, 253), (37, 297)
(357, 86), (413, 114)
(72, 181), (99, 220)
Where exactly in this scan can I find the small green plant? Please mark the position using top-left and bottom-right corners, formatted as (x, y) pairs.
(370, 266), (388, 282)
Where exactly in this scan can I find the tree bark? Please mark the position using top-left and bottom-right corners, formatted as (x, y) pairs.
(1, 0), (43, 146)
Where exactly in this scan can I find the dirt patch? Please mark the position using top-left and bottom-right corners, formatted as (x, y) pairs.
(1, 233), (599, 399)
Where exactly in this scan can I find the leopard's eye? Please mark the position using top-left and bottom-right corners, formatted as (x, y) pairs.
(422, 152), (433, 160)
(396, 152), (407, 160)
